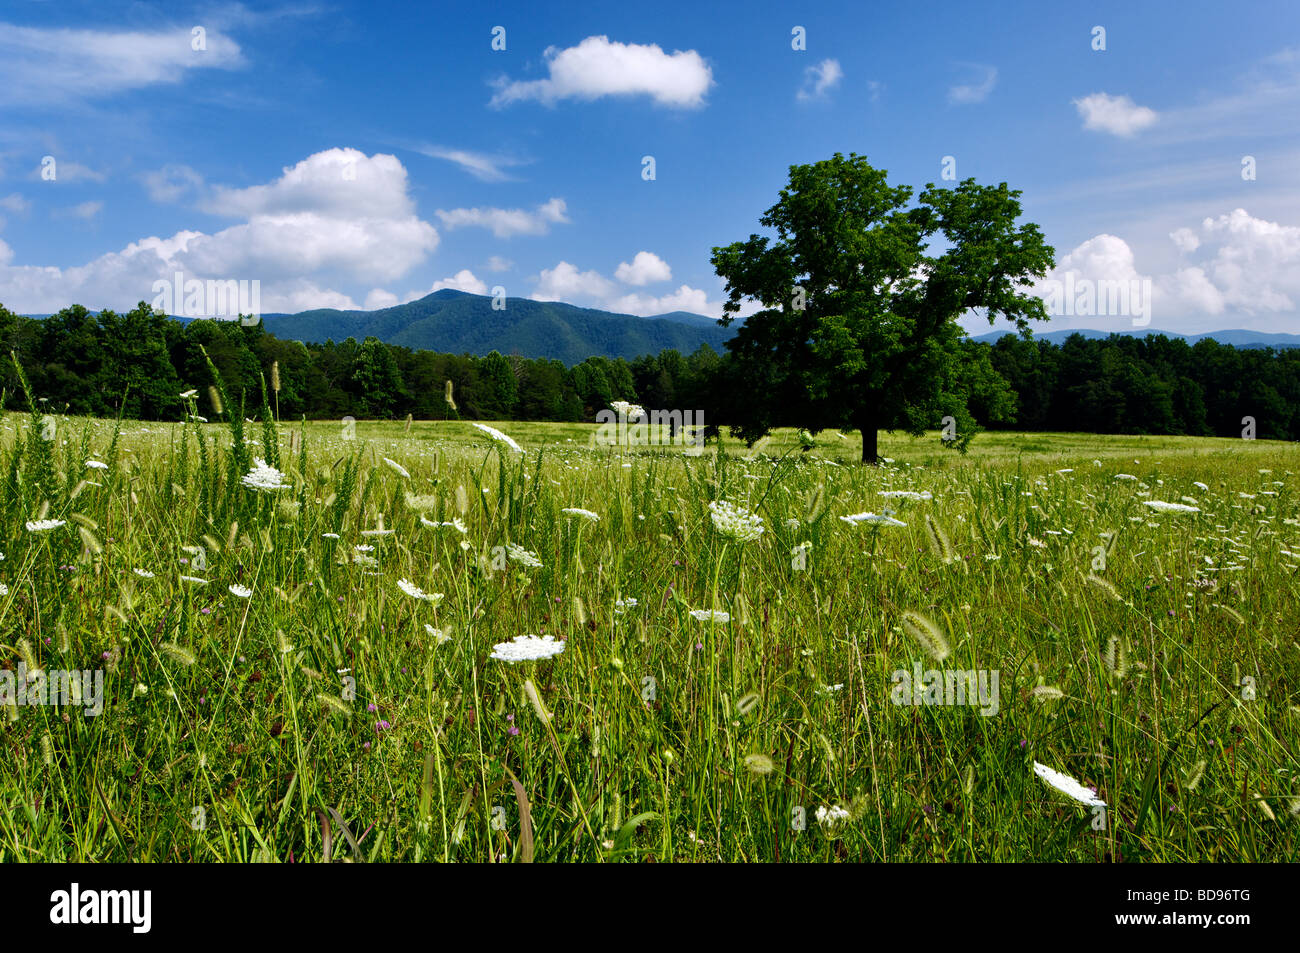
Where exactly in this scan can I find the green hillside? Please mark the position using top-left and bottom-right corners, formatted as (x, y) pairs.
(260, 289), (736, 364)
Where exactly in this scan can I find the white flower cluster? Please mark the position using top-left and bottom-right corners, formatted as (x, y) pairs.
(610, 400), (645, 421)
(815, 805), (851, 830)
(490, 634), (566, 663)
(506, 543), (543, 568)
(689, 609), (730, 623)
(562, 507), (600, 522)
(1142, 500), (1200, 514)
(241, 458), (291, 492)
(708, 500), (765, 542)
(397, 578), (443, 603)
(839, 511), (906, 527)
(25, 519), (66, 533)
(1033, 761), (1106, 807)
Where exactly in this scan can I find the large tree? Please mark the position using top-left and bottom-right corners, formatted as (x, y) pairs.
(711, 152), (1055, 463)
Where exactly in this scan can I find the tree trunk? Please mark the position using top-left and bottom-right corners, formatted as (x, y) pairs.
(860, 422), (879, 465)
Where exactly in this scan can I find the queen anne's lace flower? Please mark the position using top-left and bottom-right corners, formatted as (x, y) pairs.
(1142, 500), (1200, 514)
(25, 519), (66, 533)
(506, 543), (542, 568)
(397, 578), (443, 603)
(815, 805), (852, 830)
(241, 458), (291, 492)
(228, 584), (253, 598)
(490, 634), (565, 663)
(610, 400), (644, 421)
(840, 512), (906, 527)
(562, 507), (600, 522)
(708, 500), (764, 542)
(85, 460), (109, 470)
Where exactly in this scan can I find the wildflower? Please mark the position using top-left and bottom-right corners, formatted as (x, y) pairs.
(815, 805), (852, 830)
(878, 490), (932, 501)
(0, 583), (7, 597)
(1142, 500), (1200, 514)
(562, 507), (600, 522)
(610, 400), (645, 421)
(228, 584), (253, 598)
(689, 609), (730, 623)
(133, 568), (155, 578)
(179, 389), (198, 399)
(708, 500), (765, 542)
(1114, 474), (1138, 481)
(25, 519), (66, 533)
(839, 511), (906, 527)
(505, 543), (542, 568)
(85, 460), (108, 470)
(490, 634), (566, 664)
(1033, 762), (1106, 807)
(322, 532), (340, 539)
(383, 457), (410, 479)
(179, 575), (208, 585)
(470, 422), (523, 453)
(614, 597), (639, 614)
(241, 458), (291, 492)
(397, 579), (443, 604)
(424, 624), (451, 645)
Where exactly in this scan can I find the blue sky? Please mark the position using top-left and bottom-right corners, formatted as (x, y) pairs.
(1, 0), (1298, 333)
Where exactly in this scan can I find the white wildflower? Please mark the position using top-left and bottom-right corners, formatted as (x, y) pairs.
(506, 543), (542, 568)
(562, 507), (600, 522)
(1033, 762), (1105, 807)
(397, 578), (443, 603)
(1142, 500), (1200, 514)
(228, 584), (253, 598)
(840, 512), (906, 527)
(490, 634), (566, 663)
(85, 460), (108, 470)
(708, 500), (765, 542)
(689, 609), (730, 623)
(26, 519), (66, 533)
(241, 458), (291, 492)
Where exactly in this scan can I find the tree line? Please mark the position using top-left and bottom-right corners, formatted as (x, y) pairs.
(1, 301), (1297, 441)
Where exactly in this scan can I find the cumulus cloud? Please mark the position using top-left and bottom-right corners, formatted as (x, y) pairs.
(614, 251), (671, 285)
(435, 197), (569, 238)
(948, 64), (997, 105)
(797, 59), (843, 102)
(490, 35), (713, 109)
(485, 255), (514, 272)
(1073, 92), (1158, 136)
(532, 261), (617, 302)
(363, 288), (400, 311)
(0, 22), (244, 105)
(430, 269), (488, 294)
(1033, 210), (1300, 328)
(0, 148), (439, 314)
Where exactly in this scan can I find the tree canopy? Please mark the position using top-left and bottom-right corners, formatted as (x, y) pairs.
(711, 152), (1056, 462)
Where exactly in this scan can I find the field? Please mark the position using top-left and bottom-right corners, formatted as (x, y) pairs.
(1, 398), (1298, 862)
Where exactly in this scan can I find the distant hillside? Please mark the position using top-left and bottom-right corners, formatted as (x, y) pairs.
(259, 289), (735, 364)
(973, 327), (1300, 349)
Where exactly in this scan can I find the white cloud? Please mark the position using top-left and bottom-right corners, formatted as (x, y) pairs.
(0, 193), (30, 214)
(609, 285), (712, 316)
(363, 288), (400, 311)
(0, 148), (440, 314)
(797, 59), (843, 102)
(490, 35), (713, 109)
(31, 160), (105, 184)
(66, 201), (103, 220)
(1073, 92), (1158, 137)
(142, 164), (205, 204)
(1170, 227), (1201, 254)
(485, 255), (514, 272)
(0, 23), (244, 104)
(415, 146), (528, 182)
(948, 64), (997, 105)
(531, 261), (616, 302)
(614, 251), (671, 286)
(436, 197), (569, 238)
(429, 269), (487, 294)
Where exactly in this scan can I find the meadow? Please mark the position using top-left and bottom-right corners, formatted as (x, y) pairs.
(1, 382), (1297, 862)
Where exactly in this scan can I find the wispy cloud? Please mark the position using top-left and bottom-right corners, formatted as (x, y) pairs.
(797, 59), (843, 102)
(948, 64), (997, 104)
(415, 146), (530, 182)
(435, 198), (570, 238)
(490, 35), (713, 109)
(0, 22), (245, 105)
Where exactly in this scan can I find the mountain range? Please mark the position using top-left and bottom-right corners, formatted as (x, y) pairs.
(258, 289), (736, 365)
